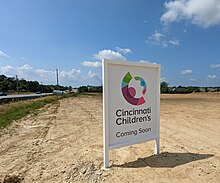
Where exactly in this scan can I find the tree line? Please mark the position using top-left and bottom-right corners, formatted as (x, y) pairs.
(160, 81), (220, 93)
(0, 74), (71, 93)
(1, 74), (218, 94)
(79, 82), (220, 94)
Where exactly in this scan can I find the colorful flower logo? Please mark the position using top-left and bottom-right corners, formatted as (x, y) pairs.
(122, 72), (147, 105)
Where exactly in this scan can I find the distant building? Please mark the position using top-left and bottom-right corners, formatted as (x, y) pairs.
(87, 85), (102, 92)
(199, 88), (206, 92)
(168, 87), (175, 93)
(53, 90), (64, 95)
(207, 88), (218, 92)
(174, 87), (188, 93)
(71, 88), (79, 93)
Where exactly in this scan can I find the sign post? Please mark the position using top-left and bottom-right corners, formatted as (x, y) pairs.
(102, 59), (160, 168)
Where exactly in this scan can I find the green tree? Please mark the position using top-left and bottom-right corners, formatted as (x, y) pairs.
(19, 79), (28, 91)
(161, 81), (168, 93)
(0, 75), (7, 82)
(27, 81), (40, 92)
(0, 80), (9, 91)
(78, 86), (88, 93)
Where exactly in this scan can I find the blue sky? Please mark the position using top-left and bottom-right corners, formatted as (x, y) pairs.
(0, 0), (220, 87)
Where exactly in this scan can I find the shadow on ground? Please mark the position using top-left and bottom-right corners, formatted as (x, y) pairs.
(113, 152), (214, 168)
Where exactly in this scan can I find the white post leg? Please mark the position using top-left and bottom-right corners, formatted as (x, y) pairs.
(104, 147), (109, 168)
(154, 138), (160, 154)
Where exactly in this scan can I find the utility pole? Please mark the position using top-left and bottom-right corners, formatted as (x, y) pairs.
(56, 69), (59, 86)
(16, 75), (19, 94)
(41, 82), (43, 93)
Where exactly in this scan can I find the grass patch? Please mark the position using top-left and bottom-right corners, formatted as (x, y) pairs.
(78, 92), (102, 97)
(0, 95), (71, 129)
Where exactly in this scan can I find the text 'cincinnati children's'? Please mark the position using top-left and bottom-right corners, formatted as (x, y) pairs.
(115, 107), (152, 125)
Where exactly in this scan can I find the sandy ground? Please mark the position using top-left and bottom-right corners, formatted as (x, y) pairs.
(0, 93), (220, 183)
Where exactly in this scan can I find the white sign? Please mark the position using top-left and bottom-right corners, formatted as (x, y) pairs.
(103, 59), (160, 168)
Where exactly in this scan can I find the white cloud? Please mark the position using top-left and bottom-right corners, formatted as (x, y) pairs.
(88, 70), (97, 78)
(82, 61), (102, 67)
(19, 64), (33, 70)
(60, 69), (80, 80)
(16, 64), (34, 79)
(147, 31), (180, 47)
(35, 69), (55, 81)
(0, 65), (13, 72)
(181, 69), (193, 75)
(0, 65), (34, 79)
(87, 70), (102, 85)
(94, 49), (126, 60)
(139, 60), (151, 63)
(150, 31), (165, 42)
(161, 0), (220, 28)
(139, 60), (157, 64)
(210, 64), (220, 68)
(160, 77), (166, 82)
(0, 50), (9, 58)
(115, 47), (132, 54)
(190, 78), (197, 81)
(208, 75), (217, 79)
(0, 64), (80, 86)
(169, 39), (180, 46)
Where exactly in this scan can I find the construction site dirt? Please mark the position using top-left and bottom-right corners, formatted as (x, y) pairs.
(0, 93), (219, 183)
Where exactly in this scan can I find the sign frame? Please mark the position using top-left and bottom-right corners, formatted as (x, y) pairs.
(102, 59), (160, 168)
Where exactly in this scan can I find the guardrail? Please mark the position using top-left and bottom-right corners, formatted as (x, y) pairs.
(0, 93), (53, 104)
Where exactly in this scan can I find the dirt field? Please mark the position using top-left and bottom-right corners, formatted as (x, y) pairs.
(0, 93), (220, 183)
